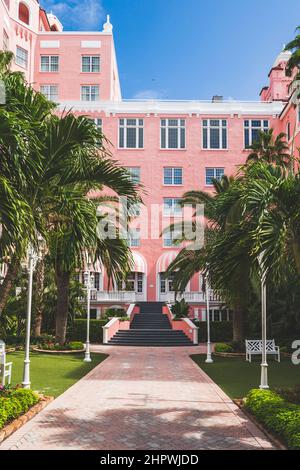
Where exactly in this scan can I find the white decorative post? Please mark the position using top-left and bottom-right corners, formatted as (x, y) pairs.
(259, 254), (269, 389)
(205, 271), (213, 363)
(83, 271), (93, 362)
(22, 246), (36, 389)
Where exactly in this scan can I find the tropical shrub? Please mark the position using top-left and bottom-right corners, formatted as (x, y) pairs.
(195, 321), (233, 342)
(37, 340), (84, 351)
(104, 308), (126, 318)
(170, 299), (190, 319)
(214, 342), (233, 353)
(69, 319), (107, 343)
(0, 388), (39, 429)
(245, 389), (300, 449)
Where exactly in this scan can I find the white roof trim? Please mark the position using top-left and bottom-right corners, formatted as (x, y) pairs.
(57, 99), (284, 116)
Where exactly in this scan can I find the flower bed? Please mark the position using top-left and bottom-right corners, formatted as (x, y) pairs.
(34, 340), (85, 353)
(0, 387), (40, 431)
(0, 387), (53, 443)
(245, 389), (300, 449)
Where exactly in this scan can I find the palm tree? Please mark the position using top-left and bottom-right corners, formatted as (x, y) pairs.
(166, 176), (253, 343)
(285, 26), (300, 78)
(246, 129), (291, 168)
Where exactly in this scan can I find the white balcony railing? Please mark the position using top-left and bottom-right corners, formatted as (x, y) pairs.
(90, 291), (136, 302)
(162, 290), (221, 304)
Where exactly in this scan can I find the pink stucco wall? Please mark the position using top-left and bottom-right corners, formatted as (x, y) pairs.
(2, 0), (300, 311)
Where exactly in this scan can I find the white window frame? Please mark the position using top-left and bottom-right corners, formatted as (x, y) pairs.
(163, 229), (181, 248)
(118, 118), (144, 149)
(81, 55), (101, 73)
(244, 119), (269, 148)
(40, 55), (59, 72)
(93, 118), (102, 131)
(81, 85), (100, 101)
(202, 119), (228, 150)
(163, 167), (183, 186)
(40, 84), (59, 101)
(205, 168), (225, 186)
(15, 46), (28, 69)
(160, 119), (186, 150)
(125, 167), (141, 184)
(163, 198), (182, 217)
(128, 227), (141, 247)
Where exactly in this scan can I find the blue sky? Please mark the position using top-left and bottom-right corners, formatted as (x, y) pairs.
(41, 0), (300, 100)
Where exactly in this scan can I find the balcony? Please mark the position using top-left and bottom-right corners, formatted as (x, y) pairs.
(162, 290), (221, 304)
(90, 290), (136, 303)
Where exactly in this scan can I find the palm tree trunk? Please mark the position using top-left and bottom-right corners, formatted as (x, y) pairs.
(33, 257), (45, 337)
(232, 306), (244, 343)
(0, 255), (20, 316)
(292, 241), (300, 276)
(55, 270), (70, 345)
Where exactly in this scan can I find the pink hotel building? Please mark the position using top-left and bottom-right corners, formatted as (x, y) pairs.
(1, 0), (300, 322)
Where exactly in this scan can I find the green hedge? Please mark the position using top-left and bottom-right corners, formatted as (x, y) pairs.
(69, 319), (107, 343)
(245, 389), (300, 449)
(195, 321), (233, 342)
(0, 389), (40, 429)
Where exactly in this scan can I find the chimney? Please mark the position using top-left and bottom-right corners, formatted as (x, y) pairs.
(212, 95), (223, 103)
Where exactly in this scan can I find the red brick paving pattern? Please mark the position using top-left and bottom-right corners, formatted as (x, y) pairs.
(0, 345), (274, 450)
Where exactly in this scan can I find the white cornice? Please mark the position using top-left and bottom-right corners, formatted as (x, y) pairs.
(57, 99), (284, 116)
(38, 32), (112, 36)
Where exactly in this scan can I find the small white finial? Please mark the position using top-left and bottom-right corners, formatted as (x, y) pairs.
(103, 14), (113, 33)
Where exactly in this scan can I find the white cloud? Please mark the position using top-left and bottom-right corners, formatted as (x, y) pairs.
(41, 0), (105, 31)
(133, 89), (165, 100)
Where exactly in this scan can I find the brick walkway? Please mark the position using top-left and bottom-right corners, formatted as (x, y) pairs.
(0, 345), (274, 450)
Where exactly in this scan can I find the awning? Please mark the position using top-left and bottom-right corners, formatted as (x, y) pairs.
(130, 251), (147, 273)
(156, 251), (179, 273)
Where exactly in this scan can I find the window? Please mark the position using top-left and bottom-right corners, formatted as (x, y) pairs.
(205, 168), (225, 186)
(40, 85), (59, 101)
(3, 30), (9, 51)
(163, 167), (183, 185)
(126, 167), (141, 184)
(15, 46), (28, 68)
(128, 228), (141, 247)
(202, 119), (227, 149)
(160, 273), (176, 293)
(82, 56), (100, 73)
(93, 272), (100, 290)
(244, 120), (269, 148)
(161, 119), (186, 149)
(163, 230), (181, 247)
(40, 55), (59, 72)
(19, 2), (29, 25)
(137, 273), (143, 293)
(94, 118), (102, 131)
(163, 198), (182, 216)
(119, 118), (144, 149)
(81, 85), (99, 101)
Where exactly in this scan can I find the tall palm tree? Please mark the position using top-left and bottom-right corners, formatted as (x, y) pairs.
(166, 176), (253, 343)
(285, 26), (300, 78)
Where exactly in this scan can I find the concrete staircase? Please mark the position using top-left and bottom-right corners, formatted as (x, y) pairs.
(107, 302), (193, 347)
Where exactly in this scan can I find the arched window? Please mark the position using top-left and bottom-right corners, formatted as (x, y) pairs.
(18, 2), (30, 25)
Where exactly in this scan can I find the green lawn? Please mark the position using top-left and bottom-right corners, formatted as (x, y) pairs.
(7, 351), (108, 398)
(191, 354), (300, 399)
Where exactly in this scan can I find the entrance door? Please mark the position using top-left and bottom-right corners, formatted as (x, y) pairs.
(158, 273), (176, 303)
(119, 272), (146, 301)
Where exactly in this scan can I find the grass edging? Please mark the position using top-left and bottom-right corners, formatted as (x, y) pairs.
(32, 348), (85, 354)
(0, 395), (54, 444)
(234, 398), (286, 450)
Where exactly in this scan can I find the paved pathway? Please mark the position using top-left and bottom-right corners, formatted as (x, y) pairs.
(0, 345), (273, 450)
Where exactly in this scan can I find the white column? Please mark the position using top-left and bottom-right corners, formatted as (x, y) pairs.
(22, 252), (34, 389)
(205, 273), (213, 363)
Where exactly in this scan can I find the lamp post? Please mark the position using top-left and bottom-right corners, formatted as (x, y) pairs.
(205, 271), (213, 364)
(22, 245), (38, 389)
(259, 254), (269, 389)
(83, 270), (94, 363)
